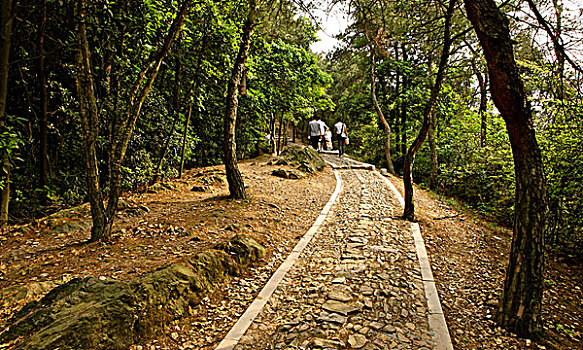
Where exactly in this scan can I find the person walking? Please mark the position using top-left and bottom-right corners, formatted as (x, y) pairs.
(324, 126), (333, 150)
(308, 116), (322, 150)
(318, 118), (328, 151)
(334, 118), (348, 157)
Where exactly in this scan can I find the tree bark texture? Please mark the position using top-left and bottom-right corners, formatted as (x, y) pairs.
(75, 0), (109, 241)
(428, 111), (438, 189)
(0, 0), (14, 227)
(370, 49), (395, 174)
(403, 0), (456, 220)
(464, 0), (548, 338)
(223, 0), (256, 200)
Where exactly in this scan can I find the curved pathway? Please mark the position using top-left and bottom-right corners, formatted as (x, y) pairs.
(218, 154), (451, 349)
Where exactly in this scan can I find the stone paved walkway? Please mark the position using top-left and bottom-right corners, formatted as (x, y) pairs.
(230, 156), (435, 349)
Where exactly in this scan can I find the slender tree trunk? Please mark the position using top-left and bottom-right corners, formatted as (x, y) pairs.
(223, 0), (256, 200)
(464, 0), (548, 338)
(428, 111), (438, 189)
(370, 48), (395, 173)
(38, 0), (49, 190)
(153, 54), (182, 184)
(400, 44), (408, 159)
(75, 0), (109, 240)
(0, 0), (14, 228)
(179, 101), (192, 178)
(76, 0), (191, 241)
(276, 112), (283, 155)
(403, 0), (455, 220)
(269, 111), (276, 154)
(428, 59), (438, 190)
(153, 111), (179, 184)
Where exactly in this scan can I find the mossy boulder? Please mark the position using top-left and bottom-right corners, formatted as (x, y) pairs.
(278, 146), (326, 171)
(0, 235), (265, 350)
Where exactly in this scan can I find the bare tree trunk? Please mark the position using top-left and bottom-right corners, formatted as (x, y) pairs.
(0, 0), (14, 228)
(179, 102), (192, 178)
(403, 0), (456, 220)
(276, 112), (283, 155)
(428, 111), (438, 189)
(223, 0), (256, 200)
(370, 48), (395, 173)
(464, 0), (548, 338)
(38, 0), (49, 190)
(428, 59), (438, 190)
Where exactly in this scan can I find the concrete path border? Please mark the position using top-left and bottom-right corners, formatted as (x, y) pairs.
(215, 170), (343, 350)
(374, 172), (454, 350)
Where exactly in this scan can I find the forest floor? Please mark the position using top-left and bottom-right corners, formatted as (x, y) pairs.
(0, 151), (581, 350)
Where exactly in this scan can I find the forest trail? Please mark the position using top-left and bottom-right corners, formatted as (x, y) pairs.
(217, 154), (450, 350)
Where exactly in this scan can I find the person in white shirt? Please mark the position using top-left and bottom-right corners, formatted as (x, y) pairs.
(318, 118), (328, 150)
(334, 118), (348, 157)
(308, 116), (322, 150)
(324, 126), (333, 150)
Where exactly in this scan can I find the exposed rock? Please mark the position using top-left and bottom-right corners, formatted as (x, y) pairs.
(297, 162), (315, 174)
(279, 146), (326, 171)
(272, 168), (304, 180)
(0, 235), (265, 350)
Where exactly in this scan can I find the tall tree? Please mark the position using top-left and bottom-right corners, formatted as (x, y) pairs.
(464, 0), (548, 338)
(403, 0), (456, 220)
(223, 0), (257, 200)
(0, 0), (14, 228)
(76, 0), (192, 241)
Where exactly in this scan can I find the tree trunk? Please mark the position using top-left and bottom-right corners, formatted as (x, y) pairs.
(403, 0), (456, 220)
(153, 54), (182, 184)
(75, 0), (109, 240)
(276, 112), (283, 155)
(0, 0), (14, 228)
(76, 0), (191, 241)
(428, 111), (438, 190)
(370, 48), (395, 174)
(38, 0), (49, 190)
(223, 0), (256, 200)
(179, 101), (192, 178)
(464, 0), (548, 338)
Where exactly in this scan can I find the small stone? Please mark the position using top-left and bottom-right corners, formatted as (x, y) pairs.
(360, 285), (374, 296)
(328, 291), (352, 302)
(322, 300), (361, 315)
(317, 311), (348, 324)
(383, 325), (396, 333)
(332, 277), (346, 284)
(370, 322), (384, 330)
(358, 326), (370, 335)
(348, 334), (367, 349)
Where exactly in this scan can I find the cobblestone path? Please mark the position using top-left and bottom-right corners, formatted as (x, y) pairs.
(233, 164), (435, 349)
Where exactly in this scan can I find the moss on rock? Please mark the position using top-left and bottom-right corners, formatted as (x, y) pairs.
(0, 235), (265, 350)
(278, 146), (326, 171)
